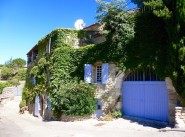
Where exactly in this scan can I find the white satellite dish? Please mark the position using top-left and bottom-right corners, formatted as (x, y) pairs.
(74, 19), (85, 30)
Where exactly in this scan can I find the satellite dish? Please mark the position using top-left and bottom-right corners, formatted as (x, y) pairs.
(74, 19), (85, 30)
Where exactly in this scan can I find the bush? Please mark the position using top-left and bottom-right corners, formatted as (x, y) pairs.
(22, 85), (29, 101)
(8, 78), (20, 86)
(19, 100), (26, 108)
(0, 82), (11, 94)
(16, 68), (26, 80)
(50, 81), (96, 118)
(111, 110), (122, 118)
(30, 66), (39, 77)
(100, 114), (114, 121)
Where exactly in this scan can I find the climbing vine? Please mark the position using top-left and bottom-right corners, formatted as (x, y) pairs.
(24, 0), (185, 117)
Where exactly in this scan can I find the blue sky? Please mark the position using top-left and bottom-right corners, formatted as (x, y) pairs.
(0, 0), (136, 64)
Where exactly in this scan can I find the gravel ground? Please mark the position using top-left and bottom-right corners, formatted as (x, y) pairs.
(0, 96), (185, 137)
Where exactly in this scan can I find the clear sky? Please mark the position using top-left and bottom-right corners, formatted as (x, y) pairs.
(0, 0), (136, 64)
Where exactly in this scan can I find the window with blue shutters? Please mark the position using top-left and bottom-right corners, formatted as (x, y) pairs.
(84, 63), (109, 84)
(84, 64), (92, 83)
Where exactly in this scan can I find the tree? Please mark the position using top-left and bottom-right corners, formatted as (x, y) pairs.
(11, 58), (26, 68)
(96, 0), (135, 60)
(10, 58), (26, 76)
(15, 68), (26, 80)
(5, 58), (13, 67)
(96, 0), (185, 100)
(0, 58), (26, 81)
(133, 0), (185, 100)
(0, 66), (13, 80)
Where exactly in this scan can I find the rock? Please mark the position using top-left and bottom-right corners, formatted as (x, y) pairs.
(175, 116), (185, 128)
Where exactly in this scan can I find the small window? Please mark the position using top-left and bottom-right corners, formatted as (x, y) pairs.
(96, 65), (102, 83)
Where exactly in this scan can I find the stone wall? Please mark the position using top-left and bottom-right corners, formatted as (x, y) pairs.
(0, 87), (15, 104)
(165, 77), (177, 126)
(175, 107), (185, 128)
(94, 63), (124, 114)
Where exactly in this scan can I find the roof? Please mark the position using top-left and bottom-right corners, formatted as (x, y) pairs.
(27, 24), (102, 56)
(26, 45), (38, 55)
(83, 23), (101, 31)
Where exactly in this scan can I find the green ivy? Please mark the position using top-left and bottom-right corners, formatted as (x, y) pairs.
(0, 82), (12, 94)
(25, 29), (98, 116)
(50, 81), (96, 118)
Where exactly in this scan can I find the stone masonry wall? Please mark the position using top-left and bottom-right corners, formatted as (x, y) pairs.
(0, 87), (15, 104)
(175, 107), (185, 128)
(94, 63), (124, 114)
(165, 77), (177, 126)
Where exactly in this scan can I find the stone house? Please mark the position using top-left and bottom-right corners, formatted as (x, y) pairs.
(82, 24), (177, 126)
(86, 62), (178, 126)
(26, 23), (181, 126)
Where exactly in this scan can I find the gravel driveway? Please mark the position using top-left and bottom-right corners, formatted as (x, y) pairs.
(0, 96), (185, 137)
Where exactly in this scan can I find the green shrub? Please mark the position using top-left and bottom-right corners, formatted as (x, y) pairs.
(16, 68), (26, 80)
(22, 85), (29, 101)
(38, 58), (47, 69)
(8, 78), (20, 86)
(0, 82), (11, 94)
(50, 81), (96, 118)
(30, 66), (39, 77)
(111, 110), (122, 118)
(19, 100), (26, 108)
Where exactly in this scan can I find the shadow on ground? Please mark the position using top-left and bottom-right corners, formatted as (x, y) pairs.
(123, 116), (169, 129)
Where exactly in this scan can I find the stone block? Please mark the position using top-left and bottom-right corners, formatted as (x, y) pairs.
(169, 95), (177, 100)
(169, 103), (176, 109)
(176, 107), (183, 110)
(180, 116), (185, 119)
(169, 116), (175, 125)
(115, 101), (122, 110)
(28, 104), (34, 114)
(176, 112), (182, 116)
(176, 109), (182, 113)
(169, 109), (175, 115)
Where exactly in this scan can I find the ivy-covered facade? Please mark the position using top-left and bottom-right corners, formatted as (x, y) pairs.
(24, 20), (178, 125)
(24, 25), (108, 119)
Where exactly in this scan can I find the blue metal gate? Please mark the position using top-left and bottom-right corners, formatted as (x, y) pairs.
(123, 81), (168, 121)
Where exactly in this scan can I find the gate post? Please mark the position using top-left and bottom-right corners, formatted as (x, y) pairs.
(165, 77), (177, 126)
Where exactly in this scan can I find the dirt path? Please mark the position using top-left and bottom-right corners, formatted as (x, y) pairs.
(0, 96), (185, 137)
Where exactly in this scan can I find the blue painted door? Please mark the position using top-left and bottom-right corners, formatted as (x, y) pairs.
(123, 81), (168, 121)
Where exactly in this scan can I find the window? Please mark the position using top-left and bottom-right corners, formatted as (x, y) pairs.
(96, 65), (102, 83)
(84, 63), (109, 84)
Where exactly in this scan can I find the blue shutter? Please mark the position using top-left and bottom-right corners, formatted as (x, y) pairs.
(102, 63), (109, 84)
(46, 38), (51, 54)
(84, 64), (92, 83)
(47, 97), (51, 110)
(34, 95), (40, 116)
(49, 38), (51, 54)
(32, 77), (36, 85)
